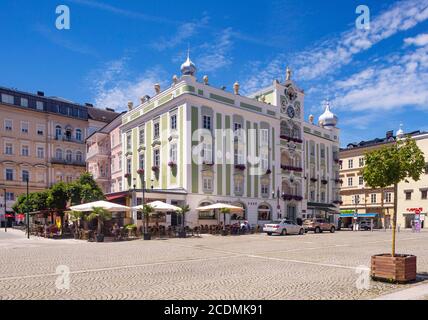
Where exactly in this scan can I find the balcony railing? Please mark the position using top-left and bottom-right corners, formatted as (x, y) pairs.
(281, 165), (303, 172)
(51, 158), (86, 167)
(55, 136), (84, 144)
(281, 194), (303, 201)
(86, 147), (109, 160)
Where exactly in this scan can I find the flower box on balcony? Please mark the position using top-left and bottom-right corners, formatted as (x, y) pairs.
(235, 164), (246, 171)
(310, 178), (318, 182)
(168, 162), (177, 168)
(280, 135), (291, 141)
(124, 173), (131, 178)
(202, 161), (214, 166)
(293, 138), (303, 143)
(334, 179), (341, 183)
(137, 169), (144, 175)
(321, 179), (328, 185)
(334, 158), (340, 163)
(282, 194), (293, 201)
(265, 169), (272, 175)
(152, 166), (159, 172)
(293, 195), (303, 201)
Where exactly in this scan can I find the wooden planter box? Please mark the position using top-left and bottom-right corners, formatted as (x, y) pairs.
(371, 254), (417, 283)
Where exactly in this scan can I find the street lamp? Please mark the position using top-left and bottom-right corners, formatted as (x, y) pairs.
(3, 188), (6, 232)
(26, 176), (29, 239)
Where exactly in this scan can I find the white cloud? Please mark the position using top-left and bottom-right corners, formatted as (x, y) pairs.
(332, 45), (428, 112)
(241, 0), (428, 93)
(88, 57), (167, 111)
(404, 33), (428, 47)
(151, 16), (210, 51)
(196, 28), (234, 73)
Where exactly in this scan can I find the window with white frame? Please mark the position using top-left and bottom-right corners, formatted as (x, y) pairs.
(75, 129), (82, 141)
(118, 153), (122, 169)
(348, 159), (353, 169)
(371, 193), (377, 203)
(234, 147), (244, 165)
(321, 191), (326, 202)
(1, 93), (14, 104)
(21, 122), (29, 134)
(21, 145), (29, 157)
(320, 148), (325, 158)
(203, 142), (213, 163)
(66, 150), (72, 162)
(153, 149), (160, 167)
(348, 177), (353, 186)
(37, 124), (44, 136)
(139, 125), (145, 145)
(203, 177), (213, 192)
(170, 114), (177, 131)
(37, 147), (44, 159)
(234, 180), (243, 194)
(5, 143), (13, 155)
(137, 153), (144, 170)
(55, 125), (62, 139)
(260, 129), (269, 146)
(111, 156), (116, 172)
(5, 169), (14, 181)
(126, 158), (132, 174)
(261, 152), (269, 171)
(385, 192), (392, 203)
(22, 170), (29, 182)
(36, 101), (44, 110)
(359, 157), (364, 167)
(5, 192), (14, 201)
(170, 143), (177, 163)
(261, 184), (269, 196)
(153, 122), (160, 139)
(4, 119), (12, 131)
(203, 115), (211, 130)
(76, 151), (83, 162)
(21, 98), (28, 107)
(126, 132), (132, 151)
(119, 180), (123, 191)
(359, 176), (364, 185)
(56, 148), (63, 160)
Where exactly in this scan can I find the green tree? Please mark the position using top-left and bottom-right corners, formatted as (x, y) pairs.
(141, 204), (155, 234)
(68, 173), (105, 205)
(86, 207), (112, 237)
(68, 211), (86, 237)
(362, 138), (425, 256)
(219, 208), (231, 231)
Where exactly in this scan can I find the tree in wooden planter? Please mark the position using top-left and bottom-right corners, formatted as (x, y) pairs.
(141, 204), (155, 240)
(177, 205), (190, 238)
(362, 137), (425, 283)
(86, 207), (112, 243)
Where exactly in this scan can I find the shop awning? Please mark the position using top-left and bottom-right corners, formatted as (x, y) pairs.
(340, 213), (379, 218)
(105, 192), (129, 201)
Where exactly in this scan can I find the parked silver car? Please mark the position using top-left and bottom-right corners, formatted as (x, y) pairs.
(263, 219), (305, 236)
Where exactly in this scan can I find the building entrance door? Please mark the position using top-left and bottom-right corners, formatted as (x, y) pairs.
(287, 205), (296, 222)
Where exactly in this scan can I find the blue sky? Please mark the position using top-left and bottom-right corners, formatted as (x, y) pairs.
(1, 0), (428, 146)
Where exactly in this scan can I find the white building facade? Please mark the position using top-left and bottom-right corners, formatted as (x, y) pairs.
(118, 57), (340, 228)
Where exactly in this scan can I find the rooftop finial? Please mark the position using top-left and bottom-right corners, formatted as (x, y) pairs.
(181, 46), (196, 76)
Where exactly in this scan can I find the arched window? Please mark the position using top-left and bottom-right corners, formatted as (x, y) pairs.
(257, 204), (271, 221)
(55, 125), (62, 139)
(56, 148), (63, 160)
(66, 150), (72, 162)
(75, 129), (82, 141)
(280, 121), (291, 137)
(22, 170), (29, 182)
(76, 151), (83, 162)
(231, 202), (246, 220)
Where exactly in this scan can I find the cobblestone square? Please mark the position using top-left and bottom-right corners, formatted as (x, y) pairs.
(1, 229), (428, 300)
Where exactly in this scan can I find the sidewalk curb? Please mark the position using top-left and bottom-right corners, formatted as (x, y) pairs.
(373, 279), (428, 300)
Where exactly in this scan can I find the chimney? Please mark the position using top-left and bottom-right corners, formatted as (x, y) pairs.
(85, 103), (94, 107)
(128, 101), (133, 111)
(37, 91), (45, 97)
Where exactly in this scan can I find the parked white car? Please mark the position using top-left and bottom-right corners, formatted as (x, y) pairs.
(263, 220), (305, 236)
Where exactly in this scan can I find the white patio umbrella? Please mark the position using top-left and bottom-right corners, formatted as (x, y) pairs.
(196, 203), (244, 229)
(69, 200), (131, 212)
(196, 203), (244, 212)
(132, 201), (181, 212)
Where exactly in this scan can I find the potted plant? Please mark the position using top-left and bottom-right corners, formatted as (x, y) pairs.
(321, 179), (328, 185)
(86, 207), (112, 243)
(168, 161), (177, 168)
(219, 208), (231, 236)
(124, 173), (131, 178)
(141, 204), (154, 240)
(137, 168), (144, 175)
(68, 211), (85, 240)
(310, 177), (318, 182)
(265, 169), (272, 175)
(177, 205), (190, 238)
(363, 138), (425, 283)
(152, 165), (159, 172)
(234, 164), (246, 171)
(125, 224), (137, 238)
